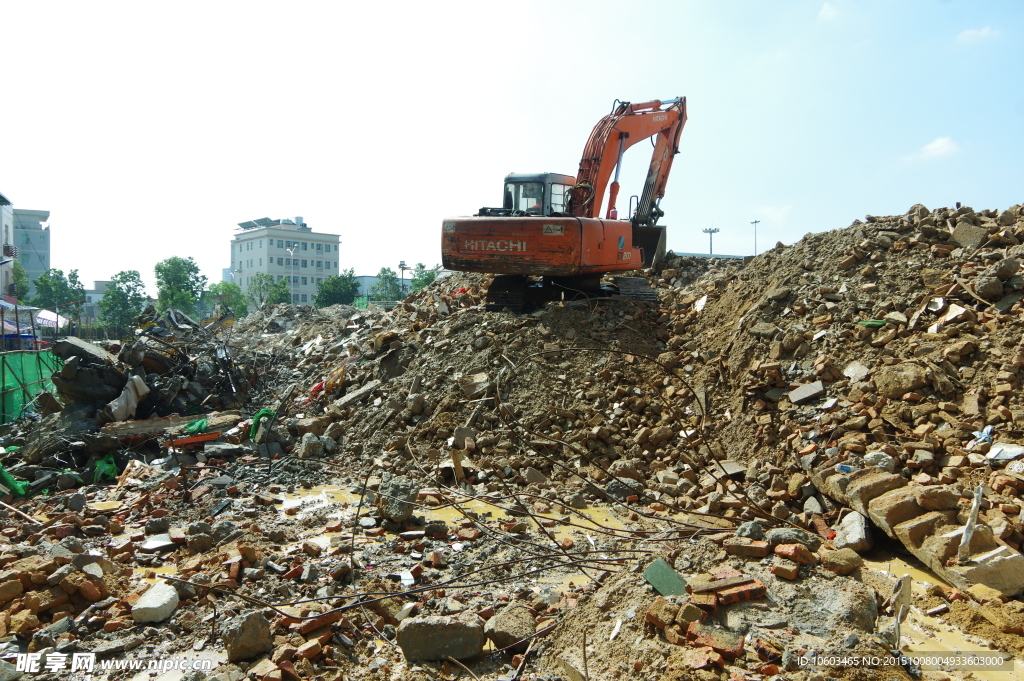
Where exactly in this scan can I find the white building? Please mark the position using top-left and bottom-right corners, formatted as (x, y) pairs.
(12, 208), (51, 299)
(0, 192), (14, 300)
(82, 281), (111, 324)
(231, 217), (341, 305)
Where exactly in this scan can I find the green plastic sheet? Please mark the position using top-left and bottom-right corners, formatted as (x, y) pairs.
(249, 408), (276, 440)
(184, 418), (208, 434)
(0, 461), (29, 497)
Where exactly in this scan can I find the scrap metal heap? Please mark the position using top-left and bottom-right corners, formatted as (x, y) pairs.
(0, 202), (1022, 680)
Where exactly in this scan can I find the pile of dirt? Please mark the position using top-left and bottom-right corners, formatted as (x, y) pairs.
(0, 201), (1023, 681)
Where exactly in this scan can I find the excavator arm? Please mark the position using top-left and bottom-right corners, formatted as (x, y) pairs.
(566, 97), (687, 231)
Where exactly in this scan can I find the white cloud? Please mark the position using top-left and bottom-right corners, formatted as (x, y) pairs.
(818, 2), (838, 20)
(957, 27), (998, 44)
(911, 136), (959, 160)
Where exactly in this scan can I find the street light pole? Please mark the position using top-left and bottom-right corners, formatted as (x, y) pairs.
(399, 261), (410, 295)
(750, 220), (760, 256)
(702, 228), (720, 255)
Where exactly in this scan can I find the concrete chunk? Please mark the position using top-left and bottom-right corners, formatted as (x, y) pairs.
(397, 615), (484, 661)
(131, 581), (179, 623)
(788, 381), (826, 405)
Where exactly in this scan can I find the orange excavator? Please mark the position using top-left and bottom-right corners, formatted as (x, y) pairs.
(441, 97), (687, 311)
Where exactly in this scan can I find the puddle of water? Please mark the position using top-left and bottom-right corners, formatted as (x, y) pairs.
(865, 551), (1024, 681)
(133, 564), (179, 585)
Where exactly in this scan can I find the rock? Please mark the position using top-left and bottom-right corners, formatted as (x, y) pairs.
(833, 512), (872, 552)
(735, 521), (765, 541)
(990, 258), (1020, 280)
(66, 493), (87, 512)
(749, 322), (780, 338)
(864, 451), (896, 472)
(764, 528), (821, 552)
(523, 467), (547, 484)
(484, 605), (534, 652)
(131, 582), (180, 623)
(873, 363), (928, 399)
(187, 533), (214, 552)
(376, 474), (419, 522)
(145, 516), (171, 535)
(294, 432), (324, 459)
(397, 615), (484, 662)
(606, 477), (642, 501)
(973, 276), (1004, 300)
(607, 459), (640, 480)
(914, 486), (959, 511)
(843, 362), (870, 382)
(0, 660), (23, 681)
(820, 549), (864, 575)
(951, 222), (989, 249)
(221, 610), (273, 662)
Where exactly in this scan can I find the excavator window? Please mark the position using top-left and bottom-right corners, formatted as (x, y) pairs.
(550, 184), (570, 213)
(504, 182), (545, 215)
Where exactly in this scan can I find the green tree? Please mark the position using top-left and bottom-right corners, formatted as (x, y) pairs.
(11, 261), (29, 301)
(314, 269), (360, 307)
(247, 272), (291, 308)
(31, 268), (86, 317)
(155, 257), (207, 315)
(370, 267), (402, 301)
(410, 263), (439, 291)
(207, 281), (249, 317)
(99, 270), (147, 336)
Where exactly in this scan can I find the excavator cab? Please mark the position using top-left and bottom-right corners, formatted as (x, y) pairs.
(479, 172), (576, 217)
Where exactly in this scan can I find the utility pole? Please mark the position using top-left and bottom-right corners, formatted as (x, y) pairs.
(751, 219), (760, 255)
(703, 228), (719, 255)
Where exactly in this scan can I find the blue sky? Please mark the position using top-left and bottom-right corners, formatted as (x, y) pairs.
(0, 0), (1020, 293)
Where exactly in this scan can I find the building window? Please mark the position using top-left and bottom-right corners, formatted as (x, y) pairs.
(293, 294), (299, 302)
(335, 245), (338, 252)
(301, 294), (307, 302)
(259, 258), (262, 266)
(316, 243), (322, 251)
(316, 260), (322, 268)
(277, 257), (283, 265)
(301, 242), (307, 250)
(301, 277), (307, 285)
(301, 259), (307, 268)
(292, 276), (299, 283)
(277, 239), (283, 248)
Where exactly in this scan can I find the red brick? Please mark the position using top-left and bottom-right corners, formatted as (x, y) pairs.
(299, 610), (343, 634)
(645, 597), (679, 629)
(686, 621), (745, 660)
(296, 639), (321, 660)
(716, 579), (766, 605)
(664, 624), (687, 645)
(723, 538), (769, 557)
(457, 528), (480, 540)
(774, 543), (815, 565)
(771, 559), (799, 580)
(690, 592), (717, 613)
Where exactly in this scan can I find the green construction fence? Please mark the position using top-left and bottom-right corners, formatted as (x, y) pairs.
(0, 351), (61, 424)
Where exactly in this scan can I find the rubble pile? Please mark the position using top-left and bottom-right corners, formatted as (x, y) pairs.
(0, 202), (1022, 680)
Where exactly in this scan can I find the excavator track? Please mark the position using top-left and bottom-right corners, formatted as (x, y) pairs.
(485, 275), (527, 313)
(612, 276), (660, 304)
